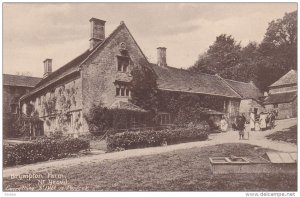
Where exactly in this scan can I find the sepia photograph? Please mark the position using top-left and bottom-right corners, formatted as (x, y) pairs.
(2, 2), (298, 193)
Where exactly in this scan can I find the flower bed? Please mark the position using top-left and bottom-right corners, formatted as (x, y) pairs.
(3, 137), (90, 167)
(107, 127), (208, 151)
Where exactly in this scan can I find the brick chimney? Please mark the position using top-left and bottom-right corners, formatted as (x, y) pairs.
(89, 18), (106, 50)
(157, 47), (167, 67)
(43, 59), (52, 78)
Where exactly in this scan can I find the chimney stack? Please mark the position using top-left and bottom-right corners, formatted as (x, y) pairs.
(89, 18), (106, 50)
(43, 59), (52, 78)
(157, 47), (167, 67)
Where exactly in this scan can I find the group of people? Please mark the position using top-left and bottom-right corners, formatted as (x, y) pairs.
(221, 110), (277, 140)
(249, 110), (277, 131)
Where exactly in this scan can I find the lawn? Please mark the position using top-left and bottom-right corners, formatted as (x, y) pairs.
(266, 125), (297, 144)
(3, 143), (297, 191)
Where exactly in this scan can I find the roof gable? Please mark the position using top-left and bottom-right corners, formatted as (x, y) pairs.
(3, 74), (41, 87)
(151, 64), (241, 98)
(21, 22), (135, 100)
(81, 22), (148, 68)
(269, 69), (297, 87)
(224, 79), (263, 99)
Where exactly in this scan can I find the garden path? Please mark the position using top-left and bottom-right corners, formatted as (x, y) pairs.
(3, 118), (297, 178)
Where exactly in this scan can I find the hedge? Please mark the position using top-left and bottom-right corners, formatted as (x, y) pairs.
(3, 137), (90, 167)
(107, 126), (208, 151)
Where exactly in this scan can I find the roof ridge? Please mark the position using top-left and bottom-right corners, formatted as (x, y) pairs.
(34, 49), (90, 88)
(218, 76), (244, 98)
(150, 63), (219, 77)
(3, 73), (42, 79)
(224, 78), (251, 85)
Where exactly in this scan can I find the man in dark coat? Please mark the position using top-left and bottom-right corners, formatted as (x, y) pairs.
(235, 114), (246, 140)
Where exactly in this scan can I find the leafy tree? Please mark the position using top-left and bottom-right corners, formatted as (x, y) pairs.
(84, 103), (113, 135)
(189, 10), (297, 90)
(257, 10), (297, 88)
(190, 34), (242, 79)
(130, 59), (159, 113)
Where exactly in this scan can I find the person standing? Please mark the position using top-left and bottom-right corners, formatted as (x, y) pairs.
(220, 115), (228, 132)
(259, 112), (267, 131)
(236, 114), (246, 140)
(250, 110), (255, 131)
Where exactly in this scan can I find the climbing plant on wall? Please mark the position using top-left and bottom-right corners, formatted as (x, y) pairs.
(55, 82), (79, 132)
(130, 59), (159, 113)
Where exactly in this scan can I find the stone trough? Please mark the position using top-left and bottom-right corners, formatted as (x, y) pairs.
(210, 152), (297, 174)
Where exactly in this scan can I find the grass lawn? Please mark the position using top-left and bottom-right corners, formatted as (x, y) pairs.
(266, 125), (297, 144)
(3, 143), (296, 191)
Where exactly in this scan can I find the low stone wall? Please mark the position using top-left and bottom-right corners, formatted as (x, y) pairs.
(211, 162), (297, 174)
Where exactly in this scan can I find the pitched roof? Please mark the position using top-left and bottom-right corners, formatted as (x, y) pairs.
(263, 91), (297, 104)
(150, 64), (241, 98)
(269, 69), (297, 87)
(22, 22), (131, 100)
(3, 74), (42, 87)
(224, 79), (263, 99)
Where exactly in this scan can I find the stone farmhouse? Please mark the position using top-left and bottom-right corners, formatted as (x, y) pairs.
(19, 18), (264, 136)
(223, 79), (264, 119)
(3, 74), (42, 137)
(263, 69), (297, 119)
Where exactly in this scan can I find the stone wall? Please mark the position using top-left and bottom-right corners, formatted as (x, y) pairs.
(81, 24), (148, 132)
(239, 99), (265, 119)
(3, 86), (31, 138)
(265, 100), (297, 120)
(22, 74), (83, 136)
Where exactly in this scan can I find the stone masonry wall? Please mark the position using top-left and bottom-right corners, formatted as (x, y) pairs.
(81, 24), (148, 132)
(22, 75), (83, 136)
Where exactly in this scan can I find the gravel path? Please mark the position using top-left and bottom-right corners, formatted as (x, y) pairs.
(3, 118), (297, 178)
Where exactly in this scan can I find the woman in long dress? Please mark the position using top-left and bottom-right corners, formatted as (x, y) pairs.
(259, 113), (267, 131)
(250, 111), (255, 131)
(220, 115), (228, 132)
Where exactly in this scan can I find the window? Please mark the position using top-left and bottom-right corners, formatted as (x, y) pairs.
(116, 88), (120, 96)
(115, 84), (130, 97)
(157, 113), (171, 125)
(117, 56), (130, 72)
(38, 97), (41, 105)
(126, 89), (130, 97)
(121, 88), (125, 96)
(274, 104), (278, 108)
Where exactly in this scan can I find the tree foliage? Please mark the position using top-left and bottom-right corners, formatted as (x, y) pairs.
(130, 59), (159, 112)
(189, 10), (297, 90)
(190, 34), (242, 78)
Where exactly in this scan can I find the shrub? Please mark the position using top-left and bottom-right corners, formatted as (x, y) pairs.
(107, 126), (209, 151)
(3, 137), (90, 167)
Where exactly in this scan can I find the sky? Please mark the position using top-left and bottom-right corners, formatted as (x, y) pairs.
(3, 3), (297, 77)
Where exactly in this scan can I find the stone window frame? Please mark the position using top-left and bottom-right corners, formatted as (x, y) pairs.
(115, 83), (130, 97)
(116, 56), (130, 73)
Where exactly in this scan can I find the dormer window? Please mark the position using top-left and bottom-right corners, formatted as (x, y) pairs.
(117, 56), (130, 72)
(115, 83), (130, 97)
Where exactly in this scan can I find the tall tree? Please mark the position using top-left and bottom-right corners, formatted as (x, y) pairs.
(189, 10), (297, 90)
(257, 11), (297, 88)
(189, 34), (242, 79)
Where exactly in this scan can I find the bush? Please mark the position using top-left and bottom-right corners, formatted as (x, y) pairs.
(3, 137), (90, 167)
(107, 126), (209, 151)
